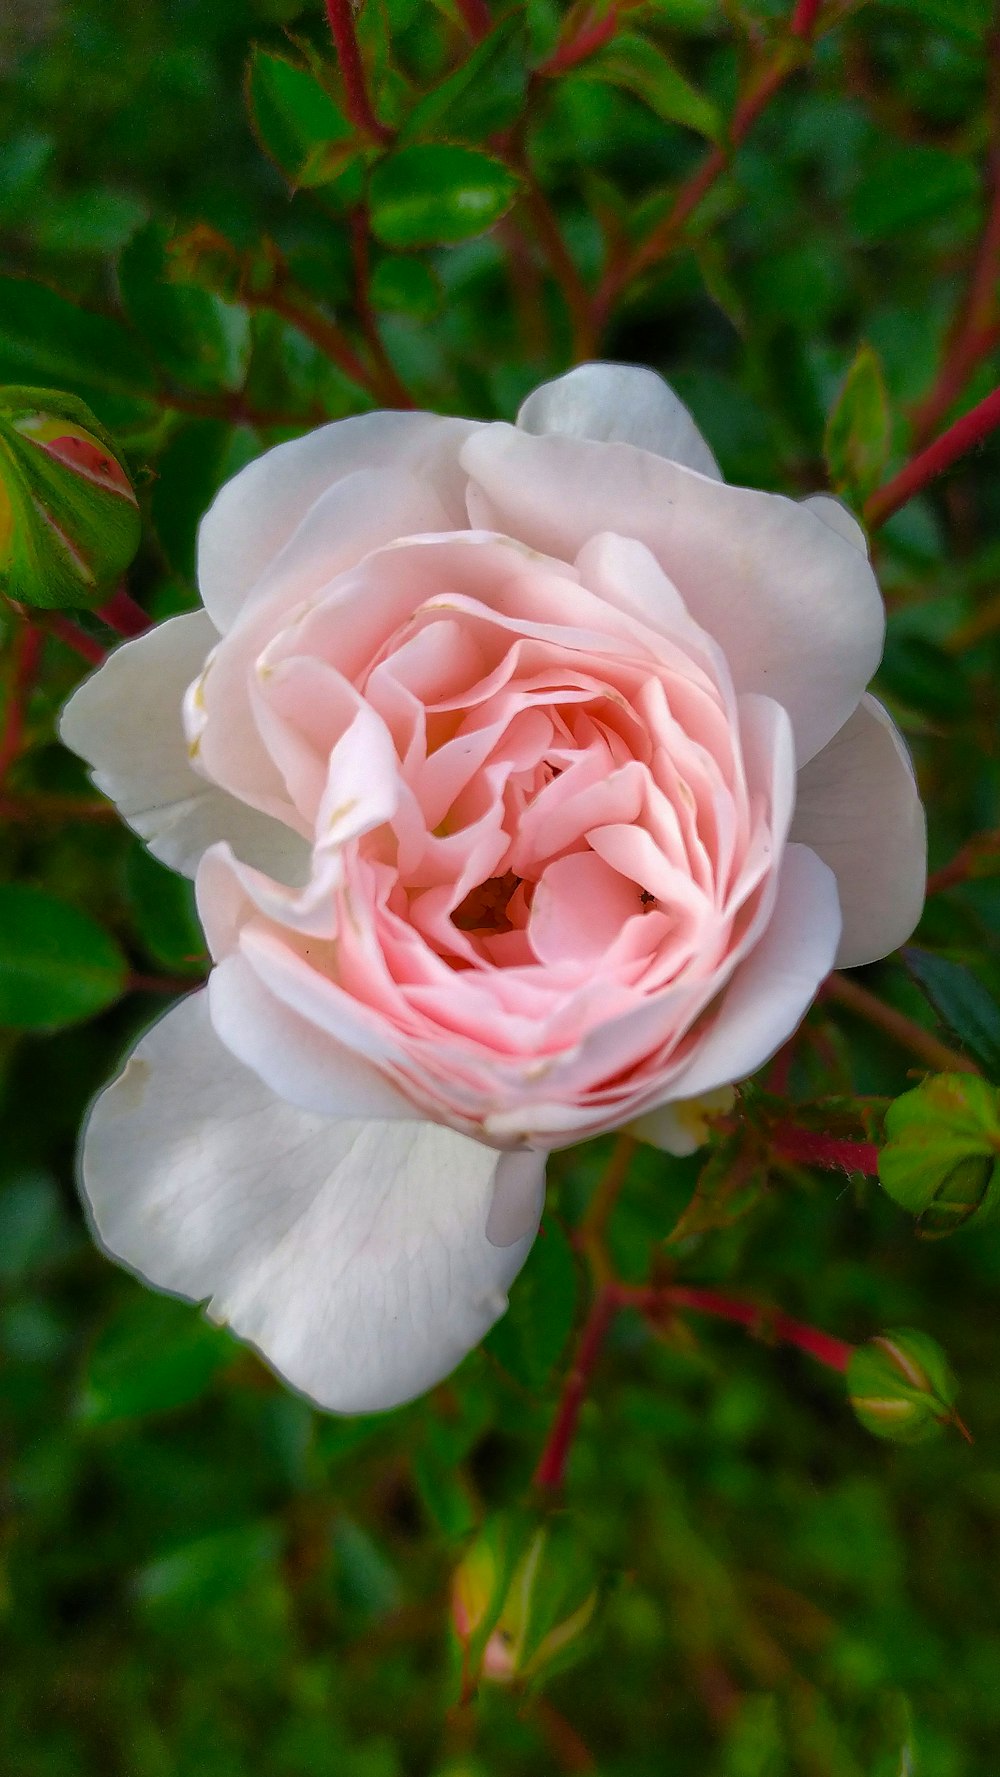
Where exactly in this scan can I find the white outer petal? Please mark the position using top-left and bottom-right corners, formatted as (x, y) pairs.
(462, 425), (885, 766)
(80, 991), (546, 1413)
(668, 843), (842, 1099)
(197, 412), (479, 632)
(790, 693), (926, 967)
(59, 613), (307, 881)
(517, 362), (722, 479)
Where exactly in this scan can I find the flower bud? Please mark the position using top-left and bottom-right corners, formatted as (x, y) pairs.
(452, 1514), (598, 1690)
(879, 1074), (1000, 1239)
(0, 386), (140, 610)
(847, 1328), (959, 1444)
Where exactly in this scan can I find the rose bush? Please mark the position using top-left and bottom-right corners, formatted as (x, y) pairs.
(61, 362), (925, 1412)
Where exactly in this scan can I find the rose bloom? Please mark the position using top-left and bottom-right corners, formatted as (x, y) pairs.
(62, 364), (925, 1412)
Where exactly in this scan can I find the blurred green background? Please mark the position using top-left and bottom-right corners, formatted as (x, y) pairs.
(3, 0), (1000, 1771)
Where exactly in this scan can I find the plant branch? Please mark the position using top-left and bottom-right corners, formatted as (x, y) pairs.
(824, 971), (981, 1075)
(98, 584), (151, 638)
(864, 384), (1000, 529)
(657, 1286), (854, 1372)
(516, 159), (597, 362)
(790, 0), (824, 36)
(323, 0), (392, 143)
(909, 35), (1000, 448)
(594, 43), (802, 326)
(533, 1283), (620, 1492)
(41, 613), (106, 665)
(454, 0), (492, 42)
(348, 210), (416, 408)
(927, 828), (1000, 894)
(769, 1124), (879, 1175)
(537, 4), (623, 75)
(243, 282), (388, 401)
(0, 621), (43, 784)
(0, 791), (115, 822)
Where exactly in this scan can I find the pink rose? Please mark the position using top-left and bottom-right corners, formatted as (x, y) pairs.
(62, 364), (925, 1411)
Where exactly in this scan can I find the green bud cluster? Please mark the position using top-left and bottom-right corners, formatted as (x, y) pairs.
(452, 1512), (598, 1690)
(848, 1328), (959, 1444)
(0, 386), (140, 610)
(879, 1073), (1000, 1238)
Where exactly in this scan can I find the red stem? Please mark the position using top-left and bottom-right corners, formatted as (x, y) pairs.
(454, 0), (492, 42)
(770, 1124), (879, 1176)
(324, 0), (392, 144)
(534, 1277), (853, 1492)
(0, 623), (43, 784)
(538, 5), (622, 76)
(909, 41), (1000, 447)
(594, 51), (796, 325)
(98, 584), (151, 638)
(790, 0), (823, 37)
(43, 614), (106, 666)
(661, 1287), (854, 1372)
(864, 384), (1000, 528)
(533, 1284), (619, 1491)
(927, 827), (1000, 894)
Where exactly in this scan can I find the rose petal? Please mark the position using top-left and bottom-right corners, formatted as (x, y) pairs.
(790, 693), (926, 966)
(197, 413), (478, 631)
(668, 842), (842, 1098)
(462, 425), (885, 764)
(517, 362), (722, 480)
(80, 990), (545, 1412)
(59, 614), (307, 881)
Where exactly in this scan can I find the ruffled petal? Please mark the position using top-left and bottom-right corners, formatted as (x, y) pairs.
(197, 413), (478, 631)
(59, 614), (306, 880)
(790, 693), (926, 967)
(80, 991), (546, 1413)
(667, 842), (842, 1098)
(517, 362), (721, 479)
(462, 425), (885, 764)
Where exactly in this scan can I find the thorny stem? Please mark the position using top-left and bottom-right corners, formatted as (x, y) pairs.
(41, 613), (106, 666)
(537, 4), (623, 76)
(593, 47), (801, 326)
(348, 211), (417, 409)
(578, 1132), (637, 1273)
(863, 384), (1000, 529)
(454, 0), (492, 42)
(98, 584), (151, 638)
(0, 792), (115, 822)
(769, 1124), (879, 1176)
(908, 34), (1000, 449)
(825, 972), (981, 1075)
(533, 1283), (620, 1492)
(516, 159), (597, 362)
(534, 1277), (854, 1491)
(927, 828), (1000, 894)
(0, 622), (43, 785)
(789, 0), (824, 36)
(243, 283), (388, 404)
(323, 0), (392, 143)
(659, 1286), (855, 1372)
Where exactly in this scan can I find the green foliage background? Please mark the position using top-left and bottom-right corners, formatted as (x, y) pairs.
(3, 0), (1000, 1771)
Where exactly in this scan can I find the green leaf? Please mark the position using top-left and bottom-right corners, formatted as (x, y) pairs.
(851, 145), (978, 242)
(247, 48), (361, 188)
(125, 842), (207, 974)
(824, 343), (891, 506)
(576, 33), (721, 144)
(879, 1073), (1000, 1236)
(404, 19), (528, 143)
(369, 254), (443, 320)
(0, 278), (155, 426)
(904, 948), (1000, 1079)
(119, 222), (251, 395)
(369, 145), (521, 248)
(484, 1217), (578, 1389)
(411, 1445), (477, 1539)
(0, 883), (127, 1029)
(79, 1291), (235, 1424)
